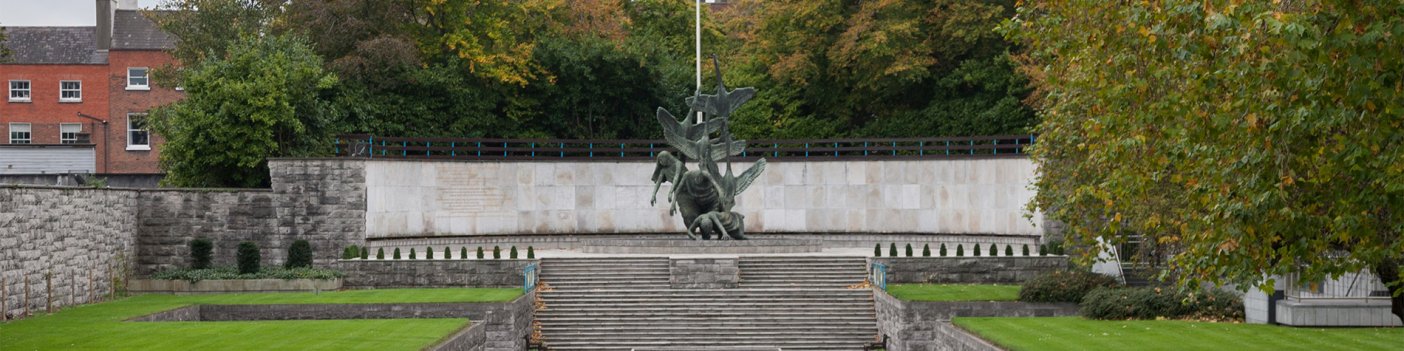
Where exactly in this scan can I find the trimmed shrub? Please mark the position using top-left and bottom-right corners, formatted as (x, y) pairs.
(527, 246), (535, 259)
(393, 248), (401, 260)
(974, 244), (982, 256)
(1039, 244), (1047, 256)
(1022, 244), (1030, 256)
(376, 247), (384, 260)
(874, 244), (882, 257)
(956, 244), (964, 256)
(361, 248), (369, 260)
(921, 244), (931, 257)
(340, 245), (357, 260)
(905, 244), (913, 257)
(990, 244), (999, 256)
(510, 246), (519, 259)
(939, 243), (948, 257)
(461, 247), (468, 260)
(236, 242), (260, 274)
(426, 247), (434, 259)
(189, 238), (213, 269)
(477, 246), (485, 259)
(409, 248), (417, 260)
(1018, 270), (1120, 303)
(1080, 287), (1244, 321)
(1049, 240), (1066, 255)
(493, 246), (501, 259)
(889, 243), (898, 257)
(1005, 245), (1014, 256)
(444, 247), (451, 259)
(285, 240), (313, 269)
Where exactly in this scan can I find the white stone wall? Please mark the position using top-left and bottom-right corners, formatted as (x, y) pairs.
(364, 158), (1043, 238)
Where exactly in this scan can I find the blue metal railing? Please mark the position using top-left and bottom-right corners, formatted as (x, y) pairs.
(870, 262), (888, 291)
(522, 263), (539, 293)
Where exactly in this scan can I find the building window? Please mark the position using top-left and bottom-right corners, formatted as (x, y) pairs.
(60, 80), (82, 102)
(61, 123), (82, 144)
(127, 114), (150, 150)
(9, 123), (31, 144)
(127, 67), (149, 90)
(8, 80), (31, 102)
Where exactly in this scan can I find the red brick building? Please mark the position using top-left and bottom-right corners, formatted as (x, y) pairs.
(0, 0), (179, 185)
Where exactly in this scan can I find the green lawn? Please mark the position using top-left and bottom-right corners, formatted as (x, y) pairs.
(0, 288), (522, 351)
(956, 316), (1404, 351)
(887, 284), (1021, 301)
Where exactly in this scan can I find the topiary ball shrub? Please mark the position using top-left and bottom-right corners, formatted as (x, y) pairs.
(1022, 244), (1030, 256)
(393, 248), (401, 260)
(409, 248), (417, 260)
(1018, 270), (1120, 303)
(889, 243), (898, 257)
(510, 246), (519, 259)
(189, 238), (213, 269)
(285, 240), (313, 269)
(461, 247), (468, 260)
(956, 244), (964, 257)
(477, 246), (485, 259)
(493, 246), (501, 259)
(974, 244), (982, 256)
(939, 243), (947, 257)
(1005, 244), (1013, 256)
(1079, 287), (1244, 321)
(527, 246), (535, 259)
(376, 247), (385, 260)
(426, 247), (434, 259)
(236, 242), (260, 274)
(874, 244), (882, 257)
(922, 244), (931, 257)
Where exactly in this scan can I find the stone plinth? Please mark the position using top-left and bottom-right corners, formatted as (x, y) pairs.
(580, 239), (822, 254)
(670, 257), (739, 289)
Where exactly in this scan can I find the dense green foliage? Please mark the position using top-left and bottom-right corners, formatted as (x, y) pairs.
(509, 246), (518, 259)
(493, 246), (501, 259)
(477, 247), (484, 259)
(285, 240), (313, 269)
(922, 244), (931, 257)
(425, 247), (433, 260)
(236, 242), (260, 274)
(1018, 270), (1120, 303)
(905, 244), (913, 257)
(151, 267), (343, 282)
(889, 243), (898, 257)
(1004, 0), (1404, 321)
(392, 248), (401, 260)
(874, 244), (882, 257)
(189, 238), (213, 269)
(974, 244), (982, 257)
(527, 246), (535, 259)
(375, 248), (384, 260)
(888, 284), (1020, 302)
(939, 243), (947, 257)
(956, 317), (1404, 351)
(1080, 287), (1243, 321)
(408, 248), (416, 260)
(956, 244), (964, 257)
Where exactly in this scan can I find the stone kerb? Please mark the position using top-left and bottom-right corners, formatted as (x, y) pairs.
(430, 321), (487, 351)
(127, 278), (342, 294)
(669, 257), (739, 289)
(873, 289), (1078, 351)
(335, 259), (537, 288)
(870, 256), (1068, 284)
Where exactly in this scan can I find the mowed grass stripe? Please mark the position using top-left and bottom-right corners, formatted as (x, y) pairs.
(956, 317), (1404, 351)
(0, 288), (521, 351)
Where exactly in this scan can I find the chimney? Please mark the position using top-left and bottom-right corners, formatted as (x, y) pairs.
(95, 0), (112, 51)
(116, 0), (138, 10)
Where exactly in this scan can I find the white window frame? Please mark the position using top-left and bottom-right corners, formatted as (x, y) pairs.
(60, 123), (82, 144)
(9, 123), (32, 144)
(127, 113), (151, 150)
(59, 80), (82, 102)
(9, 80), (31, 102)
(127, 67), (150, 90)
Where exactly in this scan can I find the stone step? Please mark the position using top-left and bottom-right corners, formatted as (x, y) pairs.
(543, 342), (868, 350)
(539, 289), (872, 297)
(538, 306), (874, 313)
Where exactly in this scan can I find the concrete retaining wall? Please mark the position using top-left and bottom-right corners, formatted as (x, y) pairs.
(363, 158), (1044, 238)
(872, 256), (1068, 284)
(335, 259), (536, 288)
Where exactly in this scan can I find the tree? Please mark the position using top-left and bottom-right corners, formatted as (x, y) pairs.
(0, 25), (11, 62)
(1005, 0), (1404, 322)
(148, 34), (338, 187)
(150, 0), (283, 64)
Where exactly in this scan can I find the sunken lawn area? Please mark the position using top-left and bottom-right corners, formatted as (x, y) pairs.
(956, 316), (1404, 351)
(0, 288), (521, 350)
(886, 284), (1021, 302)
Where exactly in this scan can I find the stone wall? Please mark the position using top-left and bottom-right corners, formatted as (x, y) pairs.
(136, 189), (280, 275)
(270, 159), (369, 267)
(0, 186), (138, 320)
(335, 259), (536, 288)
(874, 289), (1077, 351)
(431, 322), (486, 351)
(363, 158), (1044, 238)
(871, 256), (1068, 284)
(669, 257), (738, 289)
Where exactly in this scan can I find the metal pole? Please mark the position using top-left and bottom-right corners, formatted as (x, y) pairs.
(695, 0), (704, 124)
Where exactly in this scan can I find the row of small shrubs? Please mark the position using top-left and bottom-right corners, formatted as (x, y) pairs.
(1080, 286), (1244, 321)
(152, 266), (344, 283)
(190, 239), (315, 274)
(873, 243), (1049, 257)
(351, 245), (536, 260)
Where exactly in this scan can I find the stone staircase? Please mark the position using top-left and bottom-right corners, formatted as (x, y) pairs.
(537, 257), (878, 350)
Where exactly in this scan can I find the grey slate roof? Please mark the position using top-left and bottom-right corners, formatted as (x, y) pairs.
(0, 27), (107, 64)
(112, 10), (175, 50)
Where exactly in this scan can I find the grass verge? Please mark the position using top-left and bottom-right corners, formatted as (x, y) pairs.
(0, 288), (522, 350)
(956, 316), (1404, 351)
(887, 284), (1021, 301)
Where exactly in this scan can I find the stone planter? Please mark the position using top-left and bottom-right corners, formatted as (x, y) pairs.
(128, 278), (342, 293)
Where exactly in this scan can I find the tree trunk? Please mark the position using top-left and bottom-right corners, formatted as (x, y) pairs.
(1374, 259), (1404, 324)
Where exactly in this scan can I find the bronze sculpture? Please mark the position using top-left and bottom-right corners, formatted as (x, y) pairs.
(650, 56), (766, 240)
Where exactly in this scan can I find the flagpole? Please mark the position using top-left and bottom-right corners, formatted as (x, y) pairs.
(695, 0), (703, 123)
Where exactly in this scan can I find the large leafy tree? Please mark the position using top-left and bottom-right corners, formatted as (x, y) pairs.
(148, 35), (338, 187)
(1006, 1), (1404, 322)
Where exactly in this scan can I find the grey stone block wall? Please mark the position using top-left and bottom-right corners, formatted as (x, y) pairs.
(431, 322), (486, 351)
(270, 159), (368, 267)
(874, 289), (1076, 350)
(136, 189), (280, 275)
(0, 186), (139, 320)
(670, 257), (739, 289)
(335, 259), (537, 288)
(872, 256), (1068, 284)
